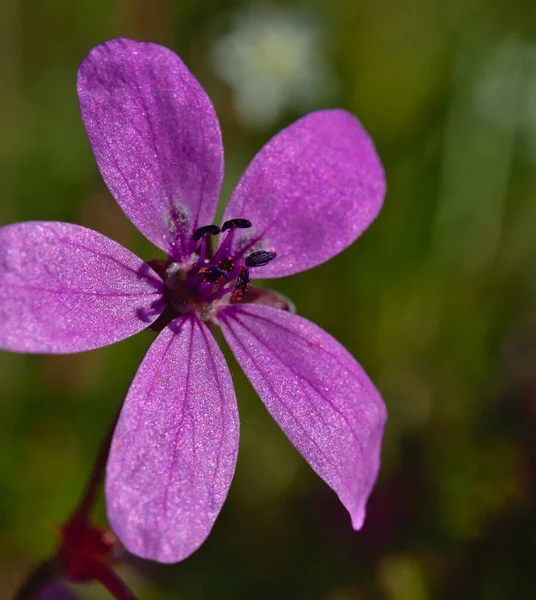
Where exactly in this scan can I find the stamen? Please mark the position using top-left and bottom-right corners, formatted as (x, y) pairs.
(221, 218), (252, 232)
(217, 257), (235, 273)
(193, 224), (220, 242)
(245, 251), (277, 267)
(198, 266), (227, 283)
(231, 267), (250, 301)
(212, 220), (251, 265)
(193, 225), (220, 268)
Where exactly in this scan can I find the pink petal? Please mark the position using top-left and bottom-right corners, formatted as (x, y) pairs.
(222, 110), (385, 278)
(106, 315), (239, 563)
(219, 304), (386, 529)
(78, 38), (223, 260)
(0, 222), (165, 354)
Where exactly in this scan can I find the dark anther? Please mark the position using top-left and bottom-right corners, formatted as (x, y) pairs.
(232, 267), (250, 301)
(245, 251), (277, 267)
(217, 257), (235, 273)
(193, 224), (221, 241)
(198, 266), (227, 283)
(221, 218), (252, 232)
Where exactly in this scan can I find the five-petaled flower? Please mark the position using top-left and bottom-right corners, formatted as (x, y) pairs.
(0, 39), (387, 564)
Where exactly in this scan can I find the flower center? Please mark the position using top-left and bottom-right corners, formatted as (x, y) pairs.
(162, 219), (276, 321)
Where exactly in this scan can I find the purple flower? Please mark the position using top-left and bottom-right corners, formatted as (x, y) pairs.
(0, 39), (386, 563)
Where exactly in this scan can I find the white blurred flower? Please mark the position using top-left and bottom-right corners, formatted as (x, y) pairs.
(211, 3), (337, 129)
(474, 36), (536, 162)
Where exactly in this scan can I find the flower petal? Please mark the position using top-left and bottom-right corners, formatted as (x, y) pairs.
(222, 109), (385, 278)
(219, 304), (386, 529)
(106, 315), (239, 563)
(78, 38), (224, 260)
(0, 222), (165, 354)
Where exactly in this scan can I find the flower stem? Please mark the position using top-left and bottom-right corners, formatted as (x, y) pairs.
(70, 411), (118, 526)
(90, 562), (139, 600)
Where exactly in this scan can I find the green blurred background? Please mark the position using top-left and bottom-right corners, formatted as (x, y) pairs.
(1, 0), (536, 598)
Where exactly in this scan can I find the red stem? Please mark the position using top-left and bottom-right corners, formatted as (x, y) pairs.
(90, 562), (139, 600)
(70, 411), (118, 525)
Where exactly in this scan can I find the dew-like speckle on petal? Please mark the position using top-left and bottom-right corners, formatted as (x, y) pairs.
(78, 38), (224, 260)
(107, 316), (240, 563)
(0, 222), (166, 353)
(220, 304), (386, 529)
